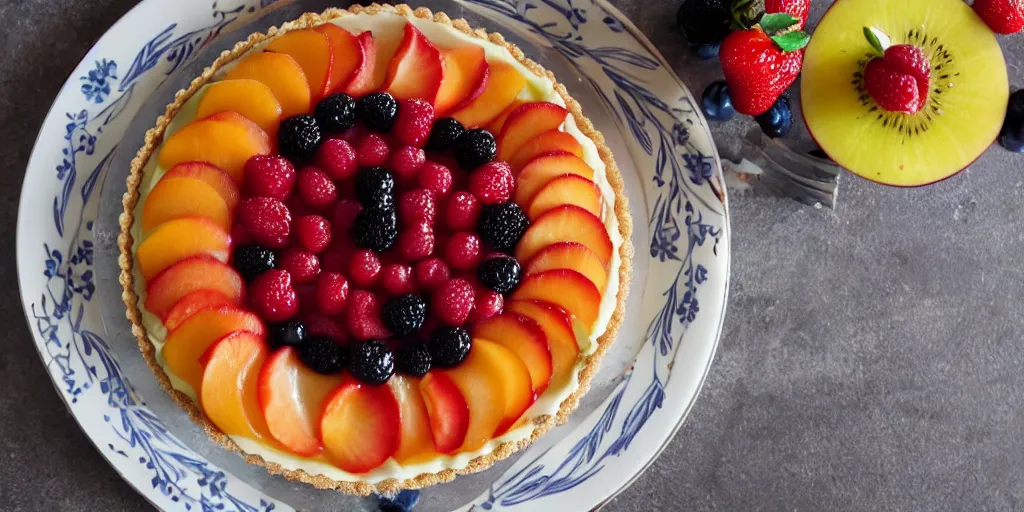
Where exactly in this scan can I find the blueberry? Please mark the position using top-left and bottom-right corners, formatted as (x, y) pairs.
(677, 0), (731, 46)
(694, 43), (720, 60)
(1000, 90), (1024, 152)
(701, 81), (735, 122)
(755, 96), (793, 139)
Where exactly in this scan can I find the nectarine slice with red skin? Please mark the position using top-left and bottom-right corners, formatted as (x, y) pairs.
(442, 339), (527, 451)
(137, 217), (230, 280)
(419, 372), (469, 454)
(157, 111), (271, 184)
(515, 153), (595, 205)
(506, 299), (581, 390)
(435, 45), (489, 115)
(487, 99), (525, 135)
(473, 339), (535, 436)
(267, 29), (334, 101)
(343, 31), (379, 97)
(497, 102), (569, 162)
(315, 24), (364, 94)
(515, 205), (613, 266)
(320, 376), (401, 473)
(144, 256), (244, 318)
(509, 134), (585, 173)
(259, 347), (342, 456)
(389, 374), (437, 464)
(384, 23), (444, 103)
(162, 306), (265, 395)
(162, 162), (240, 211)
(195, 79), (283, 140)
(474, 314), (552, 396)
(526, 174), (603, 220)
(451, 61), (528, 128)
(225, 51), (311, 118)
(526, 242), (608, 292)
(199, 331), (273, 441)
(141, 177), (231, 235)
(164, 289), (238, 332)
(511, 269), (602, 331)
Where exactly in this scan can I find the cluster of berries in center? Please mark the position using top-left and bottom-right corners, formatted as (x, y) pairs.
(232, 92), (530, 385)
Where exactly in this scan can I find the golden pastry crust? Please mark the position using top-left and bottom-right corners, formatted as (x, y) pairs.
(118, 3), (633, 496)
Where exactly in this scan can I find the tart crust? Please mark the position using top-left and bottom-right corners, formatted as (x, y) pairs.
(118, 3), (633, 496)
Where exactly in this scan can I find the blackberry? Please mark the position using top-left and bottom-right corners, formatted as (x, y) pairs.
(477, 203), (530, 253)
(477, 256), (522, 293)
(676, 0), (732, 47)
(394, 342), (432, 377)
(278, 115), (322, 161)
(270, 320), (306, 349)
(232, 244), (275, 282)
(356, 92), (398, 132)
(297, 336), (346, 375)
(426, 117), (465, 151)
(382, 294), (428, 336)
(352, 209), (398, 252)
(355, 166), (396, 211)
(455, 128), (496, 170)
(314, 93), (357, 133)
(348, 340), (395, 385)
(429, 327), (471, 368)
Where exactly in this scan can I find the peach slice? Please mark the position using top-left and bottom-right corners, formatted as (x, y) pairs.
(442, 339), (526, 451)
(510, 133), (585, 173)
(225, 51), (311, 118)
(435, 45), (489, 115)
(506, 300), (581, 389)
(451, 61), (528, 128)
(526, 242), (608, 293)
(164, 290), (238, 332)
(137, 217), (230, 280)
(162, 306), (265, 395)
(144, 256), (244, 318)
(487, 99), (525, 135)
(474, 314), (552, 396)
(195, 79), (284, 139)
(157, 112), (271, 184)
(419, 372), (470, 454)
(267, 29), (334, 100)
(320, 376), (401, 473)
(527, 174), (603, 220)
(475, 339), (535, 436)
(259, 347), (342, 456)
(497, 102), (569, 162)
(384, 23), (444, 103)
(515, 205), (613, 266)
(515, 153), (595, 205)
(511, 269), (602, 331)
(388, 374), (437, 464)
(343, 31), (378, 97)
(140, 177), (231, 234)
(199, 331), (272, 441)
(162, 162), (240, 211)
(315, 24), (364, 94)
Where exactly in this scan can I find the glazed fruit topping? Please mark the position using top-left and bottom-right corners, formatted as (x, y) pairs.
(355, 166), (396, 211)
(243, 155), (296, 200)
(239, 197), (291, 249)
(250, 269), (299, 322)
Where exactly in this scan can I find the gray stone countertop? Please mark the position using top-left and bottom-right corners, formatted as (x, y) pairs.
(4, 0), (1024, 510)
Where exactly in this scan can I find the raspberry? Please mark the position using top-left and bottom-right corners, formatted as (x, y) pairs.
(390, 146), (426, 182)
(276, 249), (321, 284)
(414, 257), (450, 290)
(239, 197), (291, 248)
(393, 99), (435, 147)
(243, 155), (296, 200)
(315, 272), (350, 315)
(319, 243), (356, 273)
(355, 132), (391, 167)
(380, 264), (416, 296)
(398, 189), (437, 226)
(295, 214), (332, 253)
(345, 290), (394, 340)
(231, 223), (254, 246)
(418, 162), (453, 198)
(444, 192), (482, 232)
(300, 310), (348, 342)
(349, 249), (382, 289)
(297, 167), (338, 209)
(316, 138), (358, 181)
(331, 199), (363, 233)
(250, 269), (299, 322)
(445, 232), (482, 271)
(468, 161), (515, 205)
(432, 278), (475, 326)
(397, 222), (435, 262)
(469, 289), (503, 323)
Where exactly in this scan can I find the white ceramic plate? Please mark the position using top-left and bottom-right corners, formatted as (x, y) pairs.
(15, 0), (730, 510)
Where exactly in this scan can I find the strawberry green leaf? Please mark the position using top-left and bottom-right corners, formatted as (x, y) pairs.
(863, 26), (890, 56)
(771, 31), (810, 53)
(760, 13), (799, 34)
(730, 0), (761, 30)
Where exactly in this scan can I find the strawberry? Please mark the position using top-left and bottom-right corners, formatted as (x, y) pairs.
(973, 0), (1024, 35)
(719, 14), (809, 116)
(764, 0), (810, 29)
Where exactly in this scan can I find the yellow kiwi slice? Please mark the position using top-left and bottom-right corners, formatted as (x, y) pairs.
(801, 0), (1008, 187)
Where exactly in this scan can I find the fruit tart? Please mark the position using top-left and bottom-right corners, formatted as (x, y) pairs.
(118, 3), (631, 495)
